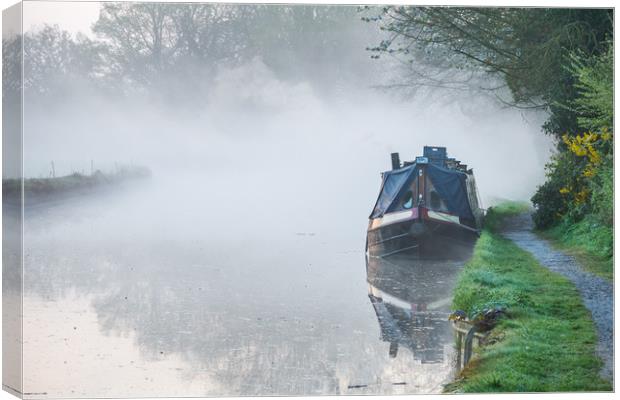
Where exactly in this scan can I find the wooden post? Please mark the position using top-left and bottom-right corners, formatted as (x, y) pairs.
(451, 320), (488, 370)
(463, 325), (478, 365)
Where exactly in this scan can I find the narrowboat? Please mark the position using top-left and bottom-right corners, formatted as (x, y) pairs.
(366, 146), (483, 258)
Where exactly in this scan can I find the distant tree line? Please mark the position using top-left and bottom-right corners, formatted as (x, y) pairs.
(2, 3), (377, 106)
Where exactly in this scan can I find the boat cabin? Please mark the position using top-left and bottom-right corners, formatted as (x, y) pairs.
(366, 146), (483, 257)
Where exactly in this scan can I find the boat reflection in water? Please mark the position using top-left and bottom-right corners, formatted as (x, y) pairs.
(366, 252), (468, 367)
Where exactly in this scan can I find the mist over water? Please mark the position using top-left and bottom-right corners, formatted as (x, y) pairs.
(19, 2), (554, 221)
(24, 54), (553, 234)
(11, 2), (555, 397)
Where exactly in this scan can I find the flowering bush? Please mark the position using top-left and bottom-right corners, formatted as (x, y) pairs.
(532, 44), (613, 229)
(558, 129), (612, 204)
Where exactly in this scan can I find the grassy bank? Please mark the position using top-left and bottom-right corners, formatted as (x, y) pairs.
(445, 204), (611, 393)
(539, 218), (613, 281)
(2, 166), (151, 202)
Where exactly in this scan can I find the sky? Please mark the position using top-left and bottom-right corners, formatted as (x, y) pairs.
(23, 0), (100, 35)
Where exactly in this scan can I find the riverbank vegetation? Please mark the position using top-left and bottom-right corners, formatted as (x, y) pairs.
(445, 205), (611, 393)
(530, 45), (613, 280)
(2, 166), (151, 202)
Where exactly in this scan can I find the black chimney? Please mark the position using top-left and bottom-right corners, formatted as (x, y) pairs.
(391, 152), (401, 170)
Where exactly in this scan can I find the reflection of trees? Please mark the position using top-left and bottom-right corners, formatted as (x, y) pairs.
(89, 263), (343, 394)
(23, 238), (344, 395)
(2, 209), (21, 293)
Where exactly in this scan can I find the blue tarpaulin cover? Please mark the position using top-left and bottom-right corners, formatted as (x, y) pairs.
(369, 164), (417, 219)
(369, 163), (474, 220)
(426, 164), (474, 220)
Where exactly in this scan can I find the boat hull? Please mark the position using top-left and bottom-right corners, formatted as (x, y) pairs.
(366, 211), (478, 259)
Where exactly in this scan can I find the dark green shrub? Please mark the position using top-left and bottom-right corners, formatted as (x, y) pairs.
(531, 151), (586, 229)
(590, 157), (613, 226)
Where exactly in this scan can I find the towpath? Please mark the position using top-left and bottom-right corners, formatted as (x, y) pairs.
(500, 213), (613, 382)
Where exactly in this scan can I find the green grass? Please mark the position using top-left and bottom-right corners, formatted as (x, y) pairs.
(484, 201), (531, 231)
(539, 217), (613, 281)
(445, 205), (611, 393)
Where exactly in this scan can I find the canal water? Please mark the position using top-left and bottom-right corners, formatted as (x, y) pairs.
(17, 178), (467, 398)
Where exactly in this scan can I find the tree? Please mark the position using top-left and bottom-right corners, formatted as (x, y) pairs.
(2, 33), (22, 100)
(93, 2), (183, 88)
(91, 3), (376, 99)
(92, 2), (260, 101)
(564, 45), (613, 133)
(243, 5), (377, 91)
(532, 44), (613, 228)
(364, 7), (613, 137)
(21, 25), (107, 101)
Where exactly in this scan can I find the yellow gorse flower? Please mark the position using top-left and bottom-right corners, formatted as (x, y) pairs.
(583, 166), (596, 178)
(563, 132), (600, 158)
(562, 130), (610, 179)
(574, 189), (589, 204)
(600, 129), (612, 142)
(559, 129), (612, 205)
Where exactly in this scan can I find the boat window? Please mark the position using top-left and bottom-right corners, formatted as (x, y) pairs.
(401, 191), (413, 209)
(430, 190), (441, 209)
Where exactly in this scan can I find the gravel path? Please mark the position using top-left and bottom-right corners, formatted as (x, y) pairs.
(500, 213), (614, 382)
